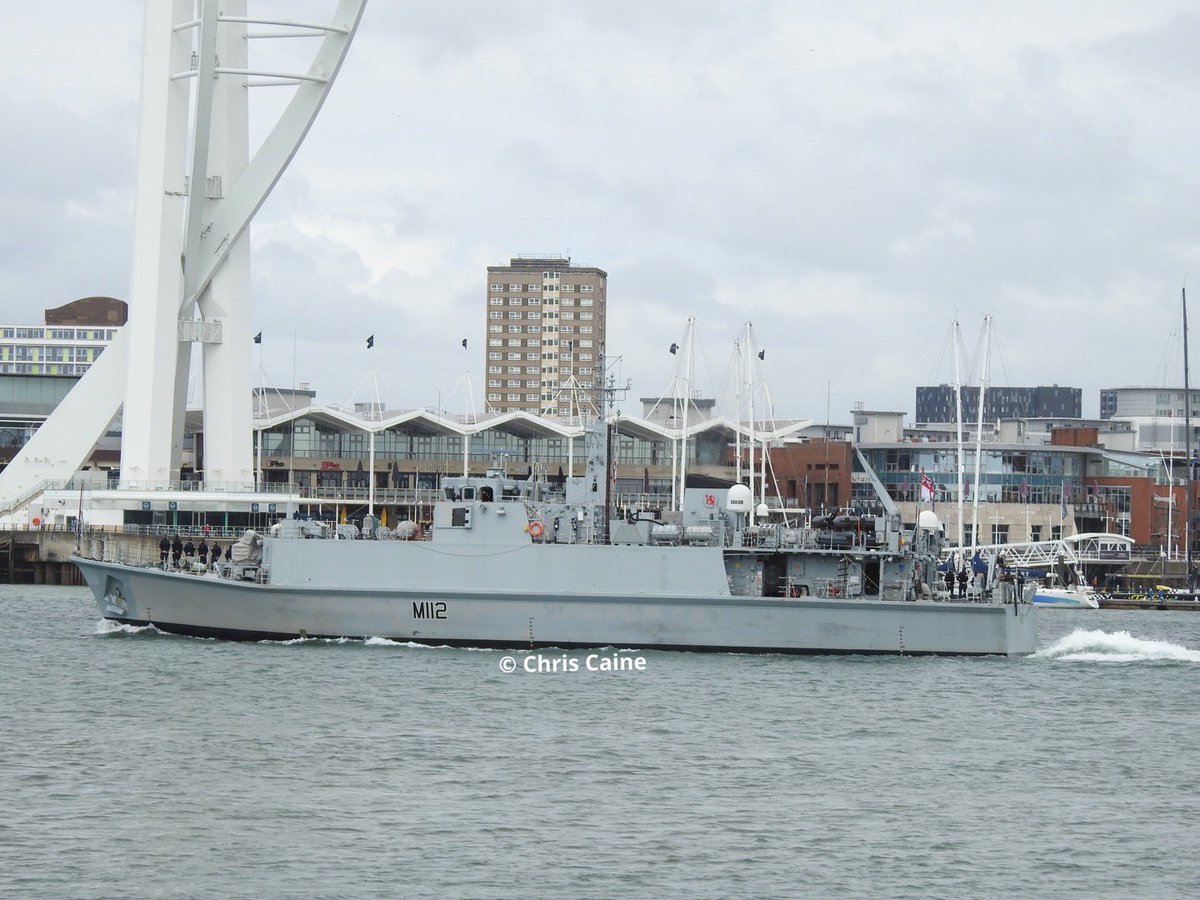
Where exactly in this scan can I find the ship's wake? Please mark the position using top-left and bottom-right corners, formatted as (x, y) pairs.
(263, 636), (474, 649)
(94, 619), (159, 636)
(1036, 629), (1200, 663)
(363, 637), (494, 650)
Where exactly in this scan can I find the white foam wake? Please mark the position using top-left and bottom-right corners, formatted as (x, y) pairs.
(94, 619), (157, 636)
(362, 637), (473, 649)
(1036, 629), (1200, 663)
(267, 636), (428, 647)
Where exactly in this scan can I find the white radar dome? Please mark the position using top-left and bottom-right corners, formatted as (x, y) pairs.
(756, 503), (771, 519)
(917, 510), (941, 531)
(726, 484), (753, 512)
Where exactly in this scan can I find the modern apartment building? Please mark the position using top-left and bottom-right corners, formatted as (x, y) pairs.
(914, 384), (1081, 424)
(1099, 386), (1200, 420)
(484, 256), (607, 418)
(0, 297), (125, 377)
(0, 297), (127, 475)
(1097, 386), (1200, 451)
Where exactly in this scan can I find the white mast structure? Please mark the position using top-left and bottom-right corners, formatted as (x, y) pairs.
(676, 317), (697, 512)
(254, 335), (265, 490)
(744, 323), (784, 524)
(549, 339), (600, 426)
(733, 337), (743, 488)
(0, 1), (366, 512)
(953, 319), (965, 550)
(746, 322), (758, 525)
(743, 323), (771, 513)
(969, 315), (993, 555)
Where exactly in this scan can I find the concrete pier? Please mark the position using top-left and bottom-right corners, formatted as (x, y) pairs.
(0, 527), (226, 585)
(1097, 595), (1200, 611)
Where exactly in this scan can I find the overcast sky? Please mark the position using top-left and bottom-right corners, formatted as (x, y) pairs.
(2, 1), (1199, 423)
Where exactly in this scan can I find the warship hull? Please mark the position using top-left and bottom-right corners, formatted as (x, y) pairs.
(73, 547), (1038, 656)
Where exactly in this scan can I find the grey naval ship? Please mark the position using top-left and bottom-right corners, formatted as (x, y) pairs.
(73, 427), (1037, 656)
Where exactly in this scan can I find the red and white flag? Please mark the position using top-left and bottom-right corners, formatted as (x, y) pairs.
(920, 472), (936, 502)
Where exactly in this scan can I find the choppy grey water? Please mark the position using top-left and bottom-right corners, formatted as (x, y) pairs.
(2, 585), (1198, 899)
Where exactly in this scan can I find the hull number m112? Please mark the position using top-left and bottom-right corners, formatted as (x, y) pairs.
(413, 601), (447, 620)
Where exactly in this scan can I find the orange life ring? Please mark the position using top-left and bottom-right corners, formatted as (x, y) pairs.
(528, 521), (544, 539)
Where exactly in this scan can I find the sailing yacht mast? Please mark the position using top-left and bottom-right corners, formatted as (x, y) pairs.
(746, 321), (757, 524)
(969, 315), (992, 552)
(1184, 287), (1194, 587)
(953, 319), (965, 550)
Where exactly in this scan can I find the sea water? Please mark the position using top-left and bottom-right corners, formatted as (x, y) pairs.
(1, 585), (1198, 899)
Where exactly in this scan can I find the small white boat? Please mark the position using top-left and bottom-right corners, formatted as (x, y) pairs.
(1031, 586), (1100, 609)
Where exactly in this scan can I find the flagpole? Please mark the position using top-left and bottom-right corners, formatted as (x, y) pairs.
(289, 330), (297, 519)
(969, 315), (991, 553)
(746, 322), (756, 522)
(1183, 285), (1194, 589)
(367, 334), (377, 520)
(255, 333), (264, 491)
(75, 481), (84, 553)
(952, 318), (965, 549)
(734, 338), (742, 486)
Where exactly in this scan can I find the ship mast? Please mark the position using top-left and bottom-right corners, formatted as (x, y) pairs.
(1184, 286), (1194, 588)
(734, 338), (742, 486)
(676, 317), (696, 511)
(952, 318), (965, 550)
(969, 315), (992, 555)
(747, 321), (757, 524)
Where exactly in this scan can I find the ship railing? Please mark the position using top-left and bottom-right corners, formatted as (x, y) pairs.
(87, 535), (158, 567)
(811, 577), (857, 599)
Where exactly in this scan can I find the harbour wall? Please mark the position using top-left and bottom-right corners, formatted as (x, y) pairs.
(0, 528), (210, 585)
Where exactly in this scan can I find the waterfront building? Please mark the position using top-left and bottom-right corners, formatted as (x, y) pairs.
(842, 410), (1193, 554)
(484, 256), (607, 419)
(914, 384), (1081, 424)
(0, 298), (127, 480)
(0, 297), (124, 378)
(38, 403), (809, 531)
(1098, 386), (1200, 451)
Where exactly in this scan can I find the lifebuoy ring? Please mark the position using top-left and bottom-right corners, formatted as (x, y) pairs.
(528, 521), (544, 539)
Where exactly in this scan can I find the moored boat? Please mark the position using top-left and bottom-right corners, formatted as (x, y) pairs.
(1031, 586), (1100, 609)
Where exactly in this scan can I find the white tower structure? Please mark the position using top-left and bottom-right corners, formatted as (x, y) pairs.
(0, 1), (365, 509)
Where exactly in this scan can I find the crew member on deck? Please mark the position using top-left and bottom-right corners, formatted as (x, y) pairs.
(198, 539), (209, 567)
(171, 534), (183, 568)
(957, 568), (968, 598)
(209, 542), (221, 572)
(183, 540), (195, 566)
(944, 569), (955, 598)
(159, 535), (170, 567)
